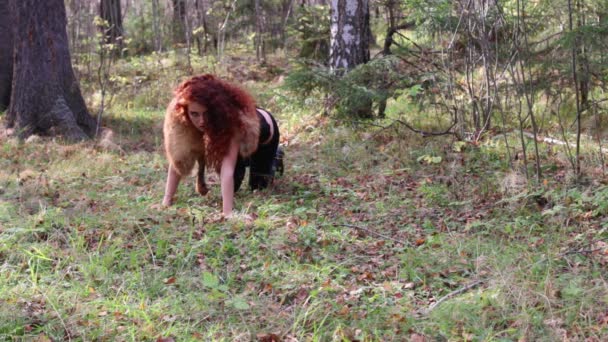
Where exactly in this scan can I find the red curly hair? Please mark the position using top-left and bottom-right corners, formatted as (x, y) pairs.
(171, 74), (258, 171)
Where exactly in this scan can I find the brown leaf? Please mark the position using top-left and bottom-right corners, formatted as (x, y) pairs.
(295, 287), (309, 304)
(410, 333), (426, 342)
(156, 338), (176, 342)
(33, 334), (52, 342)
(257, 333), (282, 342)
(338, 305), (351, 316)
(164, 277), (177, 285)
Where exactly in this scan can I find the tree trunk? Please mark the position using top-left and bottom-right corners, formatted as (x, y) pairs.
(254, 0), (266, 63)
(99, 0), (123, 51)
(152, 0), (162, 52)
(279, 0), (295, 48)
(329, 0), (370, 73)
(172, 0), (187, 45)
(0, 0), (13, 111)
(6, 0), (96, 140)
(330, 0), (372, 117)
(195, 0), (211, 54)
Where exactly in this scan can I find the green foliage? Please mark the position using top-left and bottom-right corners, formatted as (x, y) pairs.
(284, 55), (413, 118)
(291, 4), (330, 61)
(122, 2), (161, 54)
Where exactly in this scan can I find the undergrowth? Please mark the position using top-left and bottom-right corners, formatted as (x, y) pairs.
(1, 53), (607, 341)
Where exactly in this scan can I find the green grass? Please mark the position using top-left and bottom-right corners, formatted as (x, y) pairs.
(1, 54), (608, 341)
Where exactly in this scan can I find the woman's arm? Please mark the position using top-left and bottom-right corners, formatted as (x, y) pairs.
(162, 164), (181, 206)
(220, 138), (240, 216)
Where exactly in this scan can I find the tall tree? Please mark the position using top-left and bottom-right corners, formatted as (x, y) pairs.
(152, 0), (162, 52)
(329, 0), (372, 117)
(5, 0), (96, 140)
(254, 0), (266, 62)
(194, 0), (211, 55)
(99, 0), (123, 50)
(329, 0), (370, 73)
(0, 0), (12, 111)
(172, 0), (187, 44)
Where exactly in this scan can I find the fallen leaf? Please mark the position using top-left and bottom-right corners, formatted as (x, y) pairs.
(156, 337), (176, 342)
(257, 333), (282, 342)
(410, 333), (426, 342)
(338, 305), (350, 316)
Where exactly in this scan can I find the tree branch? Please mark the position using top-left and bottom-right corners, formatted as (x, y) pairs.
(418, 279), (486, 315)
(333, 223), (412, 247)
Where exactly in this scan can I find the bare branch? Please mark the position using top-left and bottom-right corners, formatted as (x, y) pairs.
(418, 279), (486, 315)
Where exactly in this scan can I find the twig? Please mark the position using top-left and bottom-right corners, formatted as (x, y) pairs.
(559, 247), (604, 257)
(419, 279), (486, 315)
(332, 223), (412, 247)
(35, 284), (72, 341)
(394, 118), (458, 137)
(136, 224), (157, 267)
(522, 131), (608, 154)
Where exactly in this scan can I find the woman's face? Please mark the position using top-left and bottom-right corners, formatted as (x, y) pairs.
(187, 102), (207, 132)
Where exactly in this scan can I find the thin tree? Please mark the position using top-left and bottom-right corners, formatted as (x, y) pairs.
(279, 0), (295, 48)
(254, 0), (266, 63)
(568, 0), (583, 177)
(0, 0), (13, 111)
(172, 0), (187, 45)
(194, 0), (210, 55)
(217, 0), (238, 61)
(152, 0), (162, 52)
(5, 0), (96, 140)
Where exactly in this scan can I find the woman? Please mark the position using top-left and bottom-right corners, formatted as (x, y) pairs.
(162, 74), (281, 216)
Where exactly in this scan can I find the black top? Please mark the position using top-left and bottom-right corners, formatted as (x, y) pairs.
(256, 108), (272, 145)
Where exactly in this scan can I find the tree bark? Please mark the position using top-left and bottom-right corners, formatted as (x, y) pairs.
(99, 0), (123, 50)
(0, 0), (13, 111)
(6, 0), (96, 140)
(172, 0), (187, 45)
(279, 0), (295, 48)
(152, 0), (162, 52)
(329, 0), (370, 73)
(195, 0), (212, 54)
(254, 0), (266, 63)
(330, 0), (372, 117)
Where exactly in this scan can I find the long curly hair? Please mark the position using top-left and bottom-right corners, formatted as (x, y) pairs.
(171, 74), (259, 171)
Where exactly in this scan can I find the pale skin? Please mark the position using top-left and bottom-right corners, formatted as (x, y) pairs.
(162, 101), (274, 216)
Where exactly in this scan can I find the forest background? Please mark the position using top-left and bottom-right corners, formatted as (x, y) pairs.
(1, 0), (608, 340)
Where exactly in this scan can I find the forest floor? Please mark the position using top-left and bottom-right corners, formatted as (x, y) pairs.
(1, 53), (608, 341)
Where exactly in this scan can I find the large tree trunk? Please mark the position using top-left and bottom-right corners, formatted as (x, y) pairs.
(0, 0), (13, 111)
(6, 0), (96, 140)
(329, 0), (370, 73)
(172, 0), (187, 45)
(99, 0), (123, 50)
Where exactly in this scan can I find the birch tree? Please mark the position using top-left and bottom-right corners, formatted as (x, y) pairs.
(329, 0), (370, 74)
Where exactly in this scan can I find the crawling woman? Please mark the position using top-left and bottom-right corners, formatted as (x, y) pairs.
(162, 74), (281, 216)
